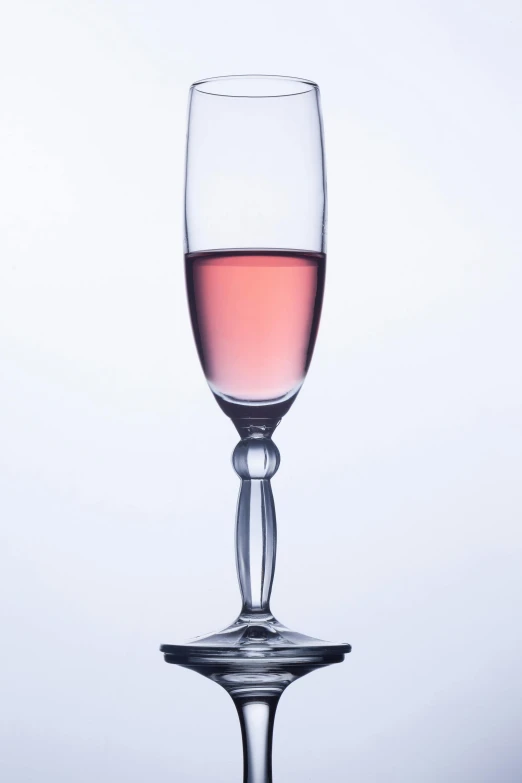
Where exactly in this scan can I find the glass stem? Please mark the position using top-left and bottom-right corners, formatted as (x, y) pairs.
(232, 432), (280, 619)
(234, 694), (280, 783)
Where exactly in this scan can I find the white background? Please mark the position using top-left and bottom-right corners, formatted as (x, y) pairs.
(1, 1), (521, 781)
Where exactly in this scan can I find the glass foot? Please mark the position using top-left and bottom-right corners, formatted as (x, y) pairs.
(162, 615), (350, 781)
(161, 614), (350, 693)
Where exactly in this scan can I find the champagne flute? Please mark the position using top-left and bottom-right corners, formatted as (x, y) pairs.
(161, 75), (350, 783)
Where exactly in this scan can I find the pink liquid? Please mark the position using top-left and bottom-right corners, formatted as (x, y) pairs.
(185, 250), (325, 405)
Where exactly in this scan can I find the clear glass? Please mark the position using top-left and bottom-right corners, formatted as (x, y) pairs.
(161, 75), (350, 783)
(184, 75), (326, 255)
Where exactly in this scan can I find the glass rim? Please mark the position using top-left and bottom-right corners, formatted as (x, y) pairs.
(191, 74), (318, 98)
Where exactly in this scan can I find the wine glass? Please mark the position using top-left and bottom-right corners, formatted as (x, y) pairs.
(161, 75), (350, 783)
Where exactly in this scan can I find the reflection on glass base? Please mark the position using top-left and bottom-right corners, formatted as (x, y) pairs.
(161, 614), (350, 697)
(162, 616), (349, 782)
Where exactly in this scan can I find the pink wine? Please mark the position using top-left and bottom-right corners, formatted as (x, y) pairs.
(186, 250), (325, 412)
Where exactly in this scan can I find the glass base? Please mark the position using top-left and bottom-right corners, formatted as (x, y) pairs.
(161, 614), (350, 697)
